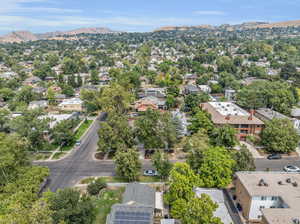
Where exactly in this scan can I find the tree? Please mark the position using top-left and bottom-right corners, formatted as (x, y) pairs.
(171, 195), (223, 224)
(165, 163), (202, 204)
(184, 93), (209, 112)
(135, 109), (178, 150)
(188, 110), (214, 134)
(0, 133), (29, 186)
(87, 178), (107, 196)
(114, 148), (141, 181)
(0, 108), (10, 132)
(234, 145), (256, 171)
(46, 88), (56, 105)
(151, 151), (172, 180)
(9, 110), (49, 151)
(211, 125), (237, 148)
(90, 70), (99, 84)
(61, 84), (75, 97)
(261, 118), (299, 153)
(280, 63), (298, 80)
(52, 120), (75, 146)
(236, 81), (297, 115)
(97, 113), (134, 154)
(62, 57), (79, 74)
(48, 188), (96, 224)
(197, 146), (236, 188)
(99, 83), (134, 114)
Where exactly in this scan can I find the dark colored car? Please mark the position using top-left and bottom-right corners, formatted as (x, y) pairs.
(267, 154), (282, 160)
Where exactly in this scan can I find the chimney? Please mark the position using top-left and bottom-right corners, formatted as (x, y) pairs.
(248, 109), (254, 120)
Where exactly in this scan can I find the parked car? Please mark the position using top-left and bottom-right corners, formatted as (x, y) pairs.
(143, 169), (158, 176)
(283, 165), (300, 173)
(75, 140), (81, 146)
(267, 154), (282, 160)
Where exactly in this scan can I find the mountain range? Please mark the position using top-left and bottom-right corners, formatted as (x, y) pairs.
(0, 27), (116, 43)
(154, 19), (300, 32)
(1, 19), (300, 43)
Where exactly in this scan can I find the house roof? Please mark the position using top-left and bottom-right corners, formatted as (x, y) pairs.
(256, 108), (289, 121)
(194, 188), (233, 224)
(123, 183), (155, 208)
(106, 183), (156, 224)
(201, 102), (264, 125)
(291, 108), (300, 117)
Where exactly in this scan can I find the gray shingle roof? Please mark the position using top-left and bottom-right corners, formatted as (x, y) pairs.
(123, 183), (155, 208)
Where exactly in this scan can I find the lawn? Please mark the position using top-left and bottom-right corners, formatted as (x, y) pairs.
(80, 175), (161, 184)
(31, 152), (52, 160)
(74, 119), (93, 140)
(52, 152), (67, 159)
(55, 119), (93, 153)
(93, 187), (125, 224)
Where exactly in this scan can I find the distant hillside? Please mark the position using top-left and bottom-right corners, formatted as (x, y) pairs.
(154, 20), (300, 32)
(0, 27), (116, 43)
(154, 25), (214, 32)
(37, 27), (116, 39)
(0, 31), (38, 43)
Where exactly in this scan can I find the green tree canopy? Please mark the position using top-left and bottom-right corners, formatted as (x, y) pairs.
(114, 148), (141, 181)
(261, 118), (299, 153)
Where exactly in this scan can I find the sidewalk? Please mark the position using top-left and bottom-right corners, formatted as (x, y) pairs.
(239, 141), (264, 159)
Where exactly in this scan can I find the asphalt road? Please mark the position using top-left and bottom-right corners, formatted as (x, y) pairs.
(34, 113), (300, 191)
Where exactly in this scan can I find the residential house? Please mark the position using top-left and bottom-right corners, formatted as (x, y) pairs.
(234, 172), (300, 224)
(139, 87), (166, 98)
(184, 73), (198, 84)
(23, 76), (42, 86)
(255, 108), (300, 134)
(135, 96), (166, 112)
(106, 183), (163, 224)
(0, 71), (18, 80)
(201, 102), (264, 140)
(99, 73), (112, 85)
(58, 98), (83, 111)
(291, 108), (300, 119)
(225, 89), (236, 101)
(54, 94), (67, 103)
(38, 112), (79, 128)
(28, 100), (48, 110)
(198, 85), (211, 94)
(194, 188), (233, 224)
(184, 85), (200, 95)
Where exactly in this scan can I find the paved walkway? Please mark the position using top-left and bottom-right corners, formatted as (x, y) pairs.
(239, 141), (264, 159)
(296, 147), (300, 157)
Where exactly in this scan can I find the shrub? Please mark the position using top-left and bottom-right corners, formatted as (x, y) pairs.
(87, 178), (107, 196)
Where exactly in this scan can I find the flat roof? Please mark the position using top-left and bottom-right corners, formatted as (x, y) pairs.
(201, 102), (264, 125)
(236, 172), (300, 224)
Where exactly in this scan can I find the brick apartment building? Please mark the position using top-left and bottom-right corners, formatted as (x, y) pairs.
(234, 172), (300, 224)
(201, 102), (264, 140)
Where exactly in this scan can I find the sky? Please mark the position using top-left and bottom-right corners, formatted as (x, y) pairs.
(0, 0), (300, 34)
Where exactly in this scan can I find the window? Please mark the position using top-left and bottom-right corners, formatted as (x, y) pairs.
(241, 124), (249, 128)
(240, 130), (248, 134)
(259, 206), (265, 210)
(271, 196), (277, 201)
(261, 196), (267, 200)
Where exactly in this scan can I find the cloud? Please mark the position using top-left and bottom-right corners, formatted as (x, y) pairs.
(194, 10), (226, 15)
(0, 0), (81, 14)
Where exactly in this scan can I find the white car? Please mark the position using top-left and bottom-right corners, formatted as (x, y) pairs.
(283, 165), (300, 173)
(143, 169), (158, 176)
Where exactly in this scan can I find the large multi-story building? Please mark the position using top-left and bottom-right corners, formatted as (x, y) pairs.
(201, 102), (264, 140)
(234, 172), (300, 224)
